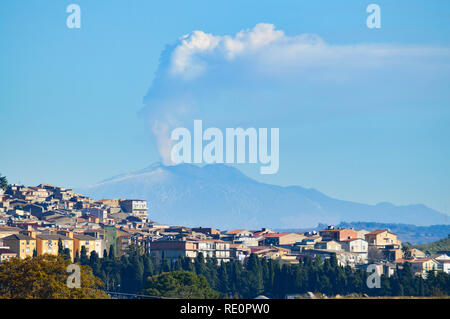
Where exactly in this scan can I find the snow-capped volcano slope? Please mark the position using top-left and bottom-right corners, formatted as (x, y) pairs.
(78, 163), (448, 229)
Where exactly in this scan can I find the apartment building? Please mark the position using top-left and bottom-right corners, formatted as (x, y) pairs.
(0, 248), (17, 263)
(0, 226), (21, 239)
(36, 234), (74, 260)
(2, 234), (36, 259)
(340, 238), (368, 253)
(365, 230), (401, 248)
(73, 234), (103, 258)
(434, 254), (450, 274)
(150, 238), (231, 264)
(315, 240), (342, 251)
(396, 258), (439, 278)
(150, 239), (199, 261)
(120, 199), (148, 219)
(320, 226), (358, 242)
(264, 233), (306, 246)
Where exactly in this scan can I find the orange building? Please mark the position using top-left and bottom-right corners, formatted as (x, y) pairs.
(320, 227), (357, 242)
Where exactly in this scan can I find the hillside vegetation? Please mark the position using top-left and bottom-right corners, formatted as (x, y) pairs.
(337, 222), (450, 245)
(413, 237), (450, 254)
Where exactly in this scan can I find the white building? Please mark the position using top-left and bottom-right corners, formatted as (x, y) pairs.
(82, 207), (108, 221)
(340, 238), (368, 264)
(233, 236), (260, 247)
(340, 238), (368, 253)
(120, 199), (148, 219)
(434, 254), (450, 274)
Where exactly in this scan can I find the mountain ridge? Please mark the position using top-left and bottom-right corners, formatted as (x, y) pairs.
(78, 163), (449, 229)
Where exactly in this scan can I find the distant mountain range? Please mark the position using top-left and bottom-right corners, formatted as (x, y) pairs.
(280, 222), (450, 245)
(336, 222), (450, 244)
(78, 163), (449, 230)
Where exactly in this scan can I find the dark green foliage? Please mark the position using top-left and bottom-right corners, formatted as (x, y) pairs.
(62, 248), (71, 261)
(143, 271), (219, 299)
(413, 237), (450, 254)
(74, 249), (450, 298)
(80, 246), (89, 265)
(57, 239), (64, 255)
(108, 245), (115, 260)
(0, 174), (7, 190)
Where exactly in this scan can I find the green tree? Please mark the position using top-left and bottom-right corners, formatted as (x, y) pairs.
(173, 257), (183, 271)
(161, 257), (171, 273)
(58, 239), (64, 256)
(80, 246), (89, 265)
(143, 271), (219, 299)
(194, 252), (207, 275)
(244, 254), (264, 297)
(108, 245), (116, 260)
(62, 248), (71, 261)
(217, 263), (230, 295)
(89, 251), (101, 275)
(74, 250), (80, 263)
(100, 253), (121, 292)
(143, 254), (155, 278)
(0, 174), (7, 190)
(181, 256), (195, 272)
(0, 255), (109, 299)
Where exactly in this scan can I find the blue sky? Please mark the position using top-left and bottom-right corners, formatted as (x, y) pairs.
(1, 0), (449, 217)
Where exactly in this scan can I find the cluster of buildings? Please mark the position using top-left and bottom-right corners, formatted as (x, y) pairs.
(0, 184), (449, 280)
(0, 184), (149, 261)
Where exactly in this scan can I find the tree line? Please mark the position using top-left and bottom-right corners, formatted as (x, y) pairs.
(0, 254), (108, 299)
(78, 246), (450, 298)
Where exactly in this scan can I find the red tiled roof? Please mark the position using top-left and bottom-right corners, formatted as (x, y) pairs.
(226, 229), (249, 235)
(408, 258), (434, 263)
(263, 232), (293, 238)
(366, 229), (395, 235)
(188, 238), (226, 243)
(251, 231), (265, 237)
(394, 258), (434, 264)
(230, 244), (249, 249)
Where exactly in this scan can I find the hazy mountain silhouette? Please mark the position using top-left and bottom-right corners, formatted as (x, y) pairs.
(77, 163), (449, 229)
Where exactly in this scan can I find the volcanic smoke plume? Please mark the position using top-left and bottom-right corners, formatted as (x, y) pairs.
(140, 23), (450, 164)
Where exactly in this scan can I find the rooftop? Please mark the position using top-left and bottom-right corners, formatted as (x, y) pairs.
(2, 234), (35, 241)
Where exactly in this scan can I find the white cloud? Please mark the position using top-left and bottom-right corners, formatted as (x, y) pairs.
(165, 23), (449, 82)
(141, 23), (450, 163)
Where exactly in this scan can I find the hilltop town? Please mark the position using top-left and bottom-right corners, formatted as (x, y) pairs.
(0, 183), (449, 281)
